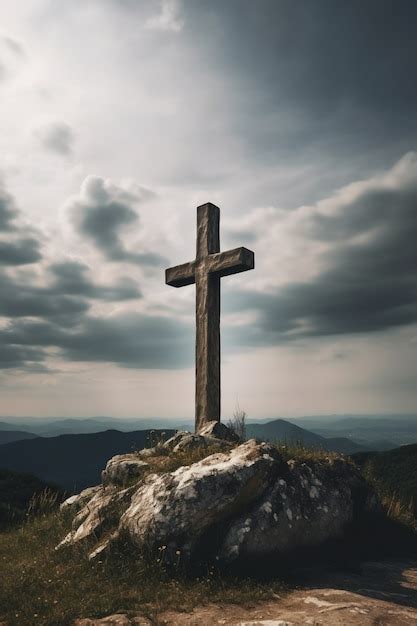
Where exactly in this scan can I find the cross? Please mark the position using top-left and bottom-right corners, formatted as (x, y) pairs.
(166, 203), (255, 433)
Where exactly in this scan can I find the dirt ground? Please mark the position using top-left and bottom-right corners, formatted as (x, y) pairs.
(75, 559), (417, 625)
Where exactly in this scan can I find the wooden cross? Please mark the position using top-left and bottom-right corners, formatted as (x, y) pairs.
(166, 203), (255, 432)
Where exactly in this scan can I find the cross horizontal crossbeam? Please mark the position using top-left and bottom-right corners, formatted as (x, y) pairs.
(166, 246), (254, 287)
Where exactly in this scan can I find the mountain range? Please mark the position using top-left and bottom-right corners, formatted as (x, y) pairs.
(0, 429), (174, 491)
(0, 417), (189, 437)
(0, 415), (409, 491)
(245, 420), (368, 453)
(293, 415), (417, 447)
(1, 413), (415, 444)
(0, 430), (38, 446)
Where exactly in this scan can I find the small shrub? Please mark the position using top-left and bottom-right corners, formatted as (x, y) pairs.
(227, 404), (247, 440)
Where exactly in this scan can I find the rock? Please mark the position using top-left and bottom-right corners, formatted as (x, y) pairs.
(58, 438), (379, 569)
(163, 430), (190, 450)
(219, 456), (373, 564)
(120, 439), (281, 561)
(163, 429), (231, 454)
(57, 485), (134, 550)
(60, 485), (101, 513)
(198, 420), (240, 442)
(137, 447), (157, 459)
(172, 433), (207, 452)
(173, 433), (230, 453)
(101, 454), (149, 487)
(74, 615), (151, 625)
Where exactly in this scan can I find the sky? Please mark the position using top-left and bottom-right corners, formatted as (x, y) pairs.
(0, 0), (416, 420)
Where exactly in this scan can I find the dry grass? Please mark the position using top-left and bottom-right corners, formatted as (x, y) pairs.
(146, 443), (234, 474)
(0, 506), (285, 626)
(382, 493), (417, 528)
(276, 442), (343, 464)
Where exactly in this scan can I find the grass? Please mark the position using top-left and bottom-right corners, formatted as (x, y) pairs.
(145, 442), (234, 472)
(277, 442), (342, 463)
(0, 506), (286, 626)
(0, 470), (63, 531)
(354, 444), (417, 523)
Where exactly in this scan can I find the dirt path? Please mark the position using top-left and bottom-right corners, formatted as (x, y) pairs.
(75, 559), (417, 625)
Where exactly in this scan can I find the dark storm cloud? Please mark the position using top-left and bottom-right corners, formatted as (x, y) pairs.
(0, 260), (146, 370)
(0, 260), (140, 324)
(0, 271), (89, 320)
(48, 261), (141, 301)
(70, 176), (166, 266)
(60, 314), (192, 368)
(224, 154), (417, 344)
(178, 0), (417, 192)
(0, 344), (46, 370)
(0, 238), (42, 265)
(0, 183), (18, 231)
(0, 312), (193, 370)
(35, 122), (74, 156)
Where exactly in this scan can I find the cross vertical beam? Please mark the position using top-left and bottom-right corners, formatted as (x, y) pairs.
(195, 204), (221, 431)
(165, 202), (254, 433)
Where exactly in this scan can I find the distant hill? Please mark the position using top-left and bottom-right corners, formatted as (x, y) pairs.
(324, 437), (366, 455)
(0, 430), (38, 446)
(353, 444), (417, 517)
(0, 417), (190, 437)
(294, 415), (417, 447)
(246, 419), (369, 454)
(0, 429), (174, 491)
(0, 469), (62, 529)
(247, 419), (325, 446)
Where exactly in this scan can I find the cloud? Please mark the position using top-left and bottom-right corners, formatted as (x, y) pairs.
(0, 259), (141, 325)
(224, 153), (417, 344)
(145, 0), (184, 32)
(1, 35), (25, 59)
(0, 271), (89, 321)
(60, 313), (192, 368)
(0, 238), (42, 265)
(48, 260), (141, 301)
(0, 181), (42, 265)
(0, 182), (18, 231)
(35, 121), (75, 156)
(0, 312), (193, 370)
(68, 176), (166, 266)
(0, 34), (25, 82)
(0, 343), (46, 370)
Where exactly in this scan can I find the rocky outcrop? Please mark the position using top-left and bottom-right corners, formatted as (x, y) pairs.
(57, 427), (378, 568)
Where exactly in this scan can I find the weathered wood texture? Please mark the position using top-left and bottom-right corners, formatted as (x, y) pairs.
(165, 203), (254, 432)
